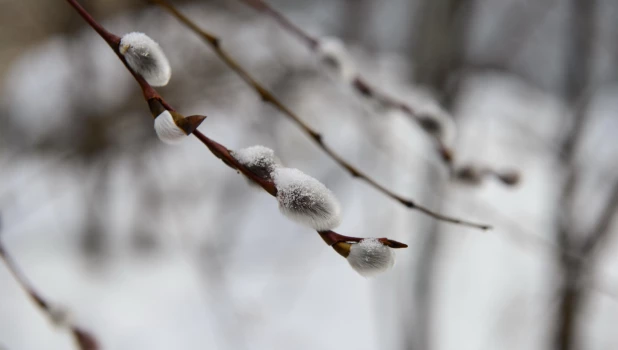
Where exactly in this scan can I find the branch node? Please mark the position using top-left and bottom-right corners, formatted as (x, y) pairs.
(353, 78), (372, 97)
(402, 200), (416, 208)
(311, 132), (323, 143)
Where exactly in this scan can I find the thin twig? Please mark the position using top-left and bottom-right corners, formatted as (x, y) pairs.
(64, 0), (409, 255)
(0, 241), (98, 350)
(234, 0), (455, 167)
(150, 0), (492, 230)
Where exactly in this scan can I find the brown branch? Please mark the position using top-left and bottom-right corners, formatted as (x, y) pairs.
(0, 241), (98, 350)
(64, 0), (408, 259)
(65, 0), (172, 112)
(235, 0), (455, 168)
(150, 0), (492, 231)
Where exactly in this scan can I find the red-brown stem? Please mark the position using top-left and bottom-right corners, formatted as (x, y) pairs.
(65, 0), (407, 249)
(319, 231), (363, 246)
(192, 131), (278, 195)
(65, 0), (119, 46)
(65, 0), (172, 110)
(319, 231), (408, 249)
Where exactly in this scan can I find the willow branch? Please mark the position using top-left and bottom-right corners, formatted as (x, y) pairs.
(235, 0), (455, 166)
(0, 241), (98, 350)
(236, 0), (521, 189)
(65, 0), (408, 254)
(150, 0), (491, 231)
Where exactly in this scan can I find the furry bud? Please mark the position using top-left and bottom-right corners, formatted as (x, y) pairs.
(154, 110), (185, 144)
(346, 238), (395, 277)
(119, 32), (171, 87)
(272, 167), (341, 231)
(231, 145), (281, 180)
(154, 110), (206, 144)
(315, 36), (357, 82)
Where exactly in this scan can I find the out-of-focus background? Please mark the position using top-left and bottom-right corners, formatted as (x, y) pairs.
(1, 0), (617, 349)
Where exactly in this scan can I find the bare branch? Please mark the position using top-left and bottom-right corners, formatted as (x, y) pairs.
(0, 241), (99, 350)
(64, 0), (409, 259)
(234, 0), (455, 168)
(150, 0), (492, 230)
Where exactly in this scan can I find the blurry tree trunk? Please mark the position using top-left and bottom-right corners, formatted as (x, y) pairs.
(404, 2), (475, 348)
(561, 0), (595, 103)
(410, 0), (474, 108)
(553, 1), (597, 350)
(407, 167), (445, 350)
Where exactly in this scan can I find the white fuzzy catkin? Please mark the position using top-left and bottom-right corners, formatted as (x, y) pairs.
(119, 32), (171, 87)
(154, 110), (186, 144)
(272, 167), (341, 231)
(347, 238), (395, 277)
(315, 36), (357, 82)
(231, 145), (281, 179)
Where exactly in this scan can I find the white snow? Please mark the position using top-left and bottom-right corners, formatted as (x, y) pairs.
(154, 110), (186, 144)
(119, 32), (171, 87)
(346, 238), (395, 277)
(272, 167), (341, 231)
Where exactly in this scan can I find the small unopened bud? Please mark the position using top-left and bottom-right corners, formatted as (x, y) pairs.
(418, 115), (442, 136)
(272, 167), (342, 231)
(154, 110), (206, 144)
(231, 145), (281, 180)
(345, 238), (395, 277)
(455, 165), (483, 185)
(496, 170), (520, 186)
(315, 36), (357, 82)
(119, 32), (171, 87)
(416, 106), (456, 147)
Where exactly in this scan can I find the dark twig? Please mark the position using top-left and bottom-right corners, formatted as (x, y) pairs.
(150, 0), (492, 231)
(235, 0), (455, 167)
(64, 0), (408, 258)
(0, 241), (98, 350)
